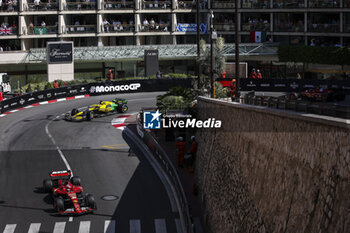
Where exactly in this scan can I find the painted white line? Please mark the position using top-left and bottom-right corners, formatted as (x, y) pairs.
(175, 219), (182, 233)
(75, 95), (85, 99)
(3, 224), (16, 233)
(104, 220), (116, 233)
(78, 221), (91, 233)
(24, 105), (34, 109)
(39, 101), (49, 105)
(57, 98), (67, 102)
(9, 110), (18, 113)
(0, 114), (6, 117)
(53, 222), (66, 233)
(69, 217), (73, 222)
(155, 219), (167, 233)
(28, 223), (41, 233)
(129, 219), (141, 233)
(45, 117), (73, 176)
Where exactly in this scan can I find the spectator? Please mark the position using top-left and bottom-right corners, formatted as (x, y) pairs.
(103, 18), (110, 32)
(250, 68), (257, 78)
(53, 80), (59, 88)
(107, 69), (113, 80)
(41, 20), (46, 27)
(143, 18), (149, 31)
(297, 72), (301, 79)
(0, 46), (3, 52)
(257, 69), (262, 79)
(156, 71), (162, 79)
(188, 136), (197, 172)
(34, 0), (40, 10)
(29, 21), (34, 34)
(149, 18), (155, 31)
(175, 137), (186, 168)
(0, 0), (2, 11)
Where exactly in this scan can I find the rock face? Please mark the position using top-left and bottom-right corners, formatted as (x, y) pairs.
(195, 97), (350, 233)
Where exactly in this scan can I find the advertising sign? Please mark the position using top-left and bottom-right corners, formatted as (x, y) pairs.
(144, 50), (159, 77)
(47, 42), (73, 64)
(176, 23), (208, 34)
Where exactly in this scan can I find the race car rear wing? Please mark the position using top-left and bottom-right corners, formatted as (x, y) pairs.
(49, 170), (72, 177)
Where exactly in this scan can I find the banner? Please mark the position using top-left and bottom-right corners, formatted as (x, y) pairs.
(176, 23), (208, 34)
(34, 27), (47, 35)
(250, 31), (266, 43)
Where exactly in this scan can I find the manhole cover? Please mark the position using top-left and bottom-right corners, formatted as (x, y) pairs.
(101, 195), (119, 201)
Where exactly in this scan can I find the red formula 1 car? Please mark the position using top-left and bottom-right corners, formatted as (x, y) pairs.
(299, 88), (346, 102)
(43, 170), (96, 215)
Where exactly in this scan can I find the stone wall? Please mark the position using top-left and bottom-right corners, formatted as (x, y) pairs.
(195, 97), (350, 233)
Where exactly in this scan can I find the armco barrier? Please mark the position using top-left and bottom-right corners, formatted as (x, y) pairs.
(0, 78), (194, 113)
(135, 114), (193, 233)
(217, 78), (350, 94)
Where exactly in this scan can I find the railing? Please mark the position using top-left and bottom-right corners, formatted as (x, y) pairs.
(177, 1), (196, 9)
(273, 0), (305, 8)
(143, 0), (172, 9)
(24, 26), (58, 35)
(212, 1), (235, 8)
(214, 23), (235, 31)
(241, 1), (269, 8)
(242, 22), (270, 31)
(274, 24), (304, 32)
(64, 2), (97, 10)
(135, 113), (193, 233)
(308, 0), (340, 8)
(102, 0), (134, 9)
(308, 23), (340, 33)
(0, 2), (19, 12)
(65, 25), (97, 33)
(139, 23), (170, 32)
(101, 24), (135, 32)
(24, 2), (58, 11)
(244, 94), (350, 119)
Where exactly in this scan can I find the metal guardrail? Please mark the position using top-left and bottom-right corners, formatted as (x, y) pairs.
(243, 93), (350, 119)
(136, 114), (193, 233)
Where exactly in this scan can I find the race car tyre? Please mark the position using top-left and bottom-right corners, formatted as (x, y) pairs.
(43, 179), (53, 193)
(70, 176), (81, 186)
(71, 108), (78, 116)
(85, 194), (97, 209)
(54, 197), (65, 212)
(86, 111), (93, 121)
(118, 104), (128, 113)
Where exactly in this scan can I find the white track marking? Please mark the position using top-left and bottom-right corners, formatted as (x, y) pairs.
(27, 223), (41, 233)
(45, 117), (73, 176)
(2, 224), (16, 233)
(24, 105), (34, 109)
(57, 98), (67, 102)
(39, 101), (49, 105)
(0, 114), (6, 117)
(9, 110), (18, 113)
(129, 219), (141, 233)
(175, 219), (182, 233)
(154, 219), (167, 233)
(53, 222), (66, 233)
(69, 217), (73, 222)
(75, 95), (85, 99)
(78, 221), (91, 233)
(104, 220), (116, 233)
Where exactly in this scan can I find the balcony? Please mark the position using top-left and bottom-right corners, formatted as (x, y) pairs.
(274, 23), (303, 32)
(65, 25), (97, 33)
(24, 25), (58, 35)
(214, 23), (234, 31)
(0, 2), (19, 12)
(23, 2), (58, 11)
(101, 23), (135, 32)
(102, 1), (134, 10)
(177, 1), (195, 9)
(242, 22), (269, 31)
(143, 0), (172, 9)
(64, 2), (97, 10)
(308, 0), (340, 8)
(241, 0), (270, 9)
(139, 23), (170, 32)
(308, 23), (340, 33)
(273, 0), (305, 8)
(212, 1), (235, 9)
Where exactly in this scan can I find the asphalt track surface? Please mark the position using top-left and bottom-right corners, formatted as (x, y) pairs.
(0, 92), (179, 233)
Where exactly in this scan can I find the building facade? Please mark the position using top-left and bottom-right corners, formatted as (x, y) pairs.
(0, 0), (349, 81)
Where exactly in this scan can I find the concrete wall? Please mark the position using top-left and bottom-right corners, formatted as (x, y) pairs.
(195, 97), (350, 233)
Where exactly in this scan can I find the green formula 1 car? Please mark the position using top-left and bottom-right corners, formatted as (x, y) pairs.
(64, 98), (128, 121)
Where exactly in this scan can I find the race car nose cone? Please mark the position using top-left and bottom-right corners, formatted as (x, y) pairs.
(101, 195), (119, 201)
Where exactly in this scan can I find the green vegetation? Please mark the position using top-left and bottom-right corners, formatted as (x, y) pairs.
(278, 45), (350, 66)
(157, 86), (196, 113)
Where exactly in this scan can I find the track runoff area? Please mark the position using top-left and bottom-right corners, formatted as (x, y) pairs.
(0, 92), (184, 233)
